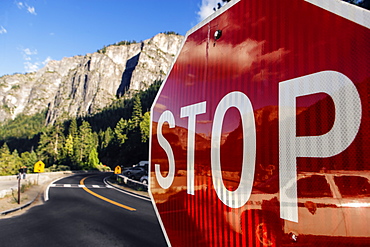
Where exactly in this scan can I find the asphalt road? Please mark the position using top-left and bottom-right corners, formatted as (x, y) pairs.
(0, 173), (167, 247)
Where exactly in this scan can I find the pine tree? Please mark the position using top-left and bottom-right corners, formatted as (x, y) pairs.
(75, 121), (96, 168)
(69, 118), (78, 137)
(114, 118), (130, 145)
(37, 123), (65, 166)
(64, 134), (74, 160)
(140, 112), (150, 143)
(20, 151), (38, 172)
(87, 147), (101, 170)
(0, 144), (23, 175)
(99, 127), (114, 149)
(0, 143), (13, 175)
(53, 123), (66, 161)
(132, 94), (143, 127)
(11, 149), (23, 172)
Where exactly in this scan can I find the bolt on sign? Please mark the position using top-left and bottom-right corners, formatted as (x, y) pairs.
(149, 0), (369, 246)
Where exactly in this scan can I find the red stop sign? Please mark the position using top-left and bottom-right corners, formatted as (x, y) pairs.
(150, 0), (369, 246)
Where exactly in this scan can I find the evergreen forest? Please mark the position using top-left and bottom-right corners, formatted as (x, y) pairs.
(0, 80), (162, 176)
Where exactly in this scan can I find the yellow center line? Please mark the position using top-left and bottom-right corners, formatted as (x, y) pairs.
(80, 176), (136, 212)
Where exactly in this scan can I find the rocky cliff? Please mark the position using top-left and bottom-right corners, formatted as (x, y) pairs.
(0, 33), (183, 124)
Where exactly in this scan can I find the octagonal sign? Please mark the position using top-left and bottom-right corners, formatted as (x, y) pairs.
(150, 0), (370, 246)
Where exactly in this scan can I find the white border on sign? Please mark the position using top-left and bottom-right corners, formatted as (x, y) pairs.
(305, 0), (370, 29)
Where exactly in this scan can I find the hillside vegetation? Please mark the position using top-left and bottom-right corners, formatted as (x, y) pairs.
(0, 80), (162, 175)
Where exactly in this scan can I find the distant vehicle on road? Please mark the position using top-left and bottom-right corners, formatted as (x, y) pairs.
(133, 161), (149, 170)
(122, 167), (147, 180)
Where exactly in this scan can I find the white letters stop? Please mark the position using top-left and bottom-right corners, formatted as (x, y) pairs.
(154, 71), (361, 223)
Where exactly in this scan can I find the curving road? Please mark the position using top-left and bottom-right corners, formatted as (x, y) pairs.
(0, 173), (167, 247)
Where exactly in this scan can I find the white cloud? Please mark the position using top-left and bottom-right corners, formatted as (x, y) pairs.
(0, 26), (7, 34)
(19, 47), (39, 72)
(16, 2), (37, 15)
(42, 56), (52, 65)
(197, 0), (219, 21)
(27, 6), (37, 15)
(24, 56), (52, 73)
(23, 48), (37, 56)
(16, 2), (24, 9)
(24, 61), (40, 72)
(19, 47), (51, 73)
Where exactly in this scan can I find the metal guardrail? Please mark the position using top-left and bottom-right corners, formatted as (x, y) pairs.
(116, 175), (148, 192)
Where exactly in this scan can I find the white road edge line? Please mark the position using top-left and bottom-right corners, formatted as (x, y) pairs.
(45, 176), (69, 201)
(103, 176), (151, 202)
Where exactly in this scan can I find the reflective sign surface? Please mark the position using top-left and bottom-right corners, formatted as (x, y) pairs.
(150, 0), (370, 246)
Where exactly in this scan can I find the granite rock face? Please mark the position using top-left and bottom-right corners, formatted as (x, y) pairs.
(0, 33), (184, 124)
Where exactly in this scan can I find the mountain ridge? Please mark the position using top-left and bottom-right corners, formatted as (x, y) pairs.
(0, 33), (184, 125)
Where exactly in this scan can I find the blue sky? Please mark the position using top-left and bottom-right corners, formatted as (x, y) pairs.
(0, 0), (221, 77)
